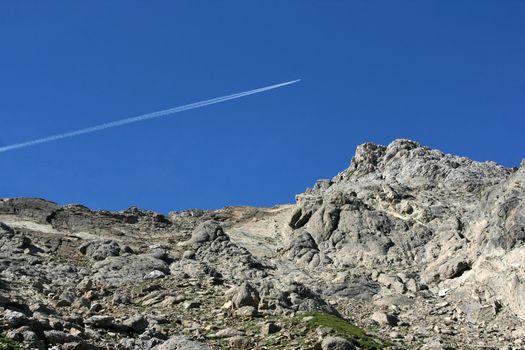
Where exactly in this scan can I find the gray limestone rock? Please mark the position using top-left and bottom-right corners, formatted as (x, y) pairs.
(85, 315), (115, 328)
(151, 336), (211, 350)
(0, 222), (15, 235)
(79, 240), (122, 261)
(232, 282), (260, 309)
(371, 311), (399, 326)
(211, 328), (244, 338)
(2, 139), (525, 350)
(321, 336), (356, 350)
(122, 315), (149, 333)
(144, 270), (166, 280)
(92, 254), (169, 286)
(44, 330), (82, 345)
(0, 198), (59, 222)
(189, 221), (225, 244)
(260, 321), (281, 336)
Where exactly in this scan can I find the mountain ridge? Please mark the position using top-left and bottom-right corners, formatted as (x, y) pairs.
(1, 139), (525, 349)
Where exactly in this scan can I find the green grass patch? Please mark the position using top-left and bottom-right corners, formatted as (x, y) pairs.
(298, 312), (389, 349)
(0, 334), (21, 350)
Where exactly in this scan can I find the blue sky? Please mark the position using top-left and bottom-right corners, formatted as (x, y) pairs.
(1, 1), (524, 213)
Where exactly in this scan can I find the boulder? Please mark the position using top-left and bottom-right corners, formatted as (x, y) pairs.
(85, 315), (115, 329)
(321, 336), (356, 350)
(0, 222), (15, 235)
(371, 311), (399, 327)
(79, 240), (121, 261)
(232, 282), (260, 309)
(260, 322), (281, 336)
(189, 221), (225, 244)
(123, 315), (149, 333)
(151, 335), (211, 350)
(144, 270), (166, 280)
(44, 330), (82, 345)
(211, 328), (244, 339)
(92, 255), (169, 286)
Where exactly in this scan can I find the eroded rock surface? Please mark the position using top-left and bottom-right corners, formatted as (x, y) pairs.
(1, 139), (525, 349)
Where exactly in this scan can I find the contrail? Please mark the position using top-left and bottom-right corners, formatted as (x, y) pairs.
(0, 79), (301, 153)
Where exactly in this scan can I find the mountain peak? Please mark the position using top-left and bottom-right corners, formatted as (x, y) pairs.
(1, 140), (525, 349)
(332, 139), (510, 192)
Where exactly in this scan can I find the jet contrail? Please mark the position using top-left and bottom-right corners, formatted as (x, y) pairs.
(0, 79), (301, 153)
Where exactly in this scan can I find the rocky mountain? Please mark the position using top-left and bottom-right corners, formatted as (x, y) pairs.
(1, 139), (525, 349)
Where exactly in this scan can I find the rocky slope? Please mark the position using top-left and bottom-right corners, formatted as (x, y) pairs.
(1, 139), (525, 349)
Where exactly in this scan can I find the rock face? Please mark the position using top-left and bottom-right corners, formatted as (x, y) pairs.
(291, 140), (525, 322)
(1, 139), (525, 349)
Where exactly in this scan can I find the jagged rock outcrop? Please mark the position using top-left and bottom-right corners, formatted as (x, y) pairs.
(1, 139), (525, 349)
(286, 141), (525, 327)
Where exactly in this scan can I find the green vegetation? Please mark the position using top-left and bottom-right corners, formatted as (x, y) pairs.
(217, 339), (235, 350)
(0, 334), (21, 350)
(298, 312), (389, 350)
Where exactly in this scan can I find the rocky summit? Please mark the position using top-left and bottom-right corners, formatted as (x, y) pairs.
(1, 139), (525, 350)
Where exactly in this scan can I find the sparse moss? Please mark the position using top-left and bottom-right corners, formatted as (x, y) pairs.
(298, 312), (389, 349)
(217, 338), (234, 350)
(0, 334), (21, 350)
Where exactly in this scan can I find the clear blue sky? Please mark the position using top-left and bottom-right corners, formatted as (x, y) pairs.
(1, 1), (524, 213)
